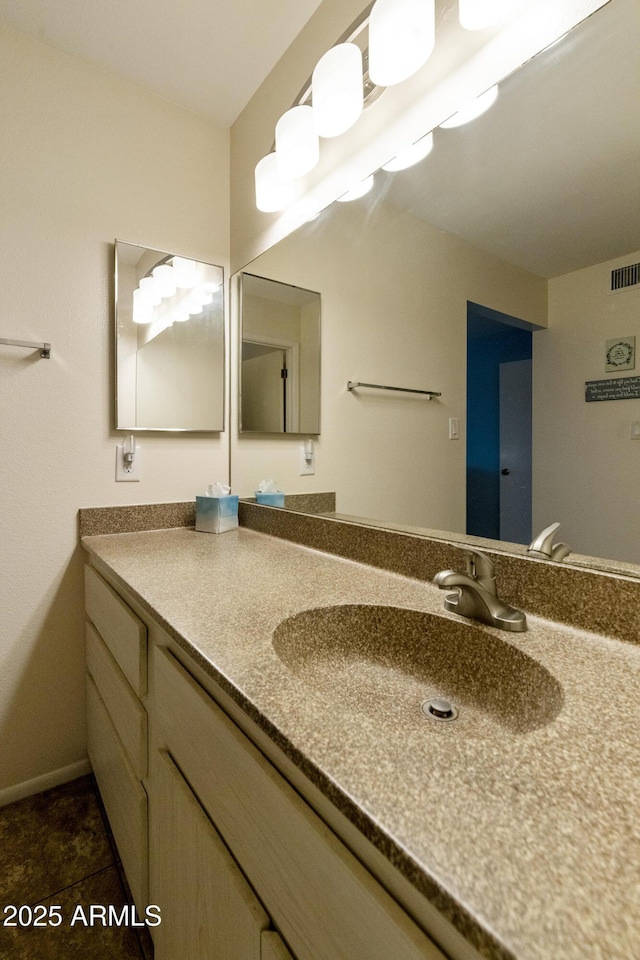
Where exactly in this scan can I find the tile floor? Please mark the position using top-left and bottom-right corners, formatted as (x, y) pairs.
(0, 775), (151, 959)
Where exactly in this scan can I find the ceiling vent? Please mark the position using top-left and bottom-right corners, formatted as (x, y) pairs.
(610, 261), (640, 293)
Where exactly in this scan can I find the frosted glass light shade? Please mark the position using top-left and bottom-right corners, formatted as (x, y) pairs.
(139, 276), (161, 307)
(255, 153), (295, 212)
(172, 256), (198, 289)
(440, 85), (498, 127)
(312, 43), (363, 138)
(459, 0), (514, 30)
(382, 133), (434, 172)
(276, 105), (319, 179)
(132, 288), (152, 324)
(369, 0), (435, 86)
(152, 264), (176, 298)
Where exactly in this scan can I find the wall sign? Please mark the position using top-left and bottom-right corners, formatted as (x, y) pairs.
(605, 336), (635, 372)
(585, 376), (640, 402)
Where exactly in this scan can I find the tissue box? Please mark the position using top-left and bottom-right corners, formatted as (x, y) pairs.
(255, 491), (285, 507)
(195, 495), (239, 534)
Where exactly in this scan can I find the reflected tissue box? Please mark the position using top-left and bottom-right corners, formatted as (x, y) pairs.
(195, 495), (239, 534)
(255, 491), (285, 507)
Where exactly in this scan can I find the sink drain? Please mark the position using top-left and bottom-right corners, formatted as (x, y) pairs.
(422, 697), (458, 722)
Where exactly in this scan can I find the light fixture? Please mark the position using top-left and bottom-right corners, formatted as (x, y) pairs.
(439, 84), (498, 128)
(276, 105), (319, 179)
(369, 0), (435, 87)
(382, 132), (434, 172)
(255, 153), (296, 212)
(458, 0), (516, 31)
(312, 43), (363, 138)
(336, 175), (375, 202)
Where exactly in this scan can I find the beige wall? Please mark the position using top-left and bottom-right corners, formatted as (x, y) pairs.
(534, 251), (640, 563)
(0, 24), (230, 799)
(231, 198), (546, 530)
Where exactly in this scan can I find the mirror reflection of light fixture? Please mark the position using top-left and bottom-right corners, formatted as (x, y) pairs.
(369, 0), (435, 86)
(255, 152), (296, 212)
(459, 0), (519, 31)
(276, 105), (320, 178)
(382, 132), (434, 172)
(312, 43), (364, 138)
(336, 174), (375, 202)
(440, 84), (499, 128)
(131, 257), (222, 329)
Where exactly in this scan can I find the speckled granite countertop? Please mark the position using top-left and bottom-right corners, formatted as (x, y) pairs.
(82, 526), (640, 960)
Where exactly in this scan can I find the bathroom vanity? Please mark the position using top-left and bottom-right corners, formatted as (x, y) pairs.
(82, 518), (640, 960)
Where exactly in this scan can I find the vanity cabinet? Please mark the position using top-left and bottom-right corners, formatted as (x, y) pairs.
(84, 565), (149, 911)
(149, 643), (445, 960)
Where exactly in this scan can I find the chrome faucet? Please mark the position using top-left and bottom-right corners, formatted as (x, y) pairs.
(527, 522), (571, 561)
(433, 549), (527, 632)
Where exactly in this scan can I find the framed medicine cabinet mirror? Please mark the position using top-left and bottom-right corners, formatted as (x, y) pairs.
(115, 240), (225, 431)
(239, 272), (321, 434)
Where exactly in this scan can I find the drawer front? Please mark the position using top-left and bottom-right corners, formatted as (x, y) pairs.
(87, 674), (148, 910)
(85, 565), (147, 696)
(153, 645), (445, 960)
(86, 622), (147, 778)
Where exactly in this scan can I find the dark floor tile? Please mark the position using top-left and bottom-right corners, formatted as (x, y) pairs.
(0, 776), (114, 904)
(0, 865), (144, 959)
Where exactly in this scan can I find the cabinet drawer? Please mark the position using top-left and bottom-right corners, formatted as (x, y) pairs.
(85, 565), (147, 696)
(87, 674), (148, 909)
(154, 645), (445, 960)
(86, 622), (147, 778)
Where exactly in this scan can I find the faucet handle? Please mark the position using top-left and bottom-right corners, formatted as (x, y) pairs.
(461, 548), (497, 595)
(528, 522), (571, 561)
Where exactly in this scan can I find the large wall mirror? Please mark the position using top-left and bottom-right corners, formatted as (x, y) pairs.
(232, 0), (640, 575)
(115, 240), (225, 431)
(239, 273), (321, 433)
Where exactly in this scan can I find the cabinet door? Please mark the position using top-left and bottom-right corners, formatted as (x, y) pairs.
(154, 645), (445, 960)
(149, 748), (269, 960)
(262, 931), (295, 960)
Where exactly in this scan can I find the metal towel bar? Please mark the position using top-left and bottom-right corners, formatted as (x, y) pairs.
(0, 338), (51, 358)
(347, 380), (440, 398)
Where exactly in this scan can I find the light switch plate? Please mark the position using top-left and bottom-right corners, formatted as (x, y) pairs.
(299, 445), (315, 475)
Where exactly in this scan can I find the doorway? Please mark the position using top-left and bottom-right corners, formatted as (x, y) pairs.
(240, 338), (299, 432)
(466, 302), (539, 544)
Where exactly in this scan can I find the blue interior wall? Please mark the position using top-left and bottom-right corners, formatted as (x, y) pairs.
(466, 311), (532, 539)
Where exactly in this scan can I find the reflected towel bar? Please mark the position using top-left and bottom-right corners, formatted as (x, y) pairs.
(0, 338), (51, 358)
(347, 380), (441, 398)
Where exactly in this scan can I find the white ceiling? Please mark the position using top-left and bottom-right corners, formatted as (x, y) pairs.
(0, 0), (324, 125)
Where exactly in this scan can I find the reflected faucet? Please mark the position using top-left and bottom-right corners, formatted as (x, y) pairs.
(528, 522), (571, 561)
(433, 549), (527, 632)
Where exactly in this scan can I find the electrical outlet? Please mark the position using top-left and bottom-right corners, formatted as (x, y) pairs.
(115, 443), (142, 481)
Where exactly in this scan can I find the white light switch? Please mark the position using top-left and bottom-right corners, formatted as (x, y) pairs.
(449, 417), (459, 440)
(631, 421), (640, 439)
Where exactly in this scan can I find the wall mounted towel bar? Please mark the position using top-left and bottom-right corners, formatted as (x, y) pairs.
(347, 380), (441, 398)
(0, 338), (51, 358)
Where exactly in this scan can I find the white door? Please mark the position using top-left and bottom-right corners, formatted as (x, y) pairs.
(241, 348), (285, 431)
(499, 358), (532, 543)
